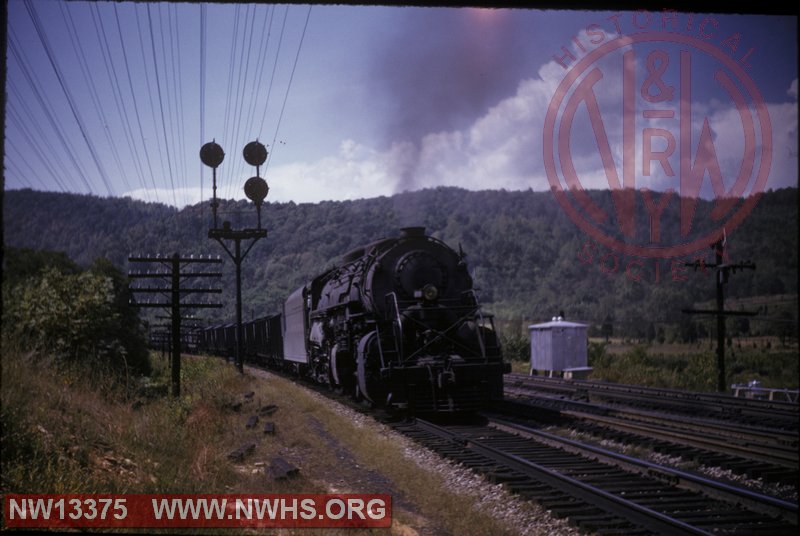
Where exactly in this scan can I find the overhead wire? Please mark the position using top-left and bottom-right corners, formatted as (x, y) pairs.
(156, 4), (183, 204)
(227, 4), (258, 195)
(223, 4), (252, 200)
(61, 1), (138, 198)
(171, 3), (189, 203)
(8, 30), (95, 193)
(86, 2), (148, 199)
(146, 3), (178, 207)
(24, 0), (115, 196)
(4, 148), (38, 189)
(200, 3), (207, 206)
(6, 104), (70, 191)
(220, 4), (242, 191)
(135, 4), (169, 203)
(265, 6), (312, 174)
(257, 6), (288, 141)
(240, 6), (276, 149)
(6, 78), (80, 192)
(163, 4), (187, 199)
(6, 2), (313, 208)
(113, 3), (161, 199)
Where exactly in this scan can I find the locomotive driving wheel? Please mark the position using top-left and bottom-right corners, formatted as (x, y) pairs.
(356, 331), (388, 405)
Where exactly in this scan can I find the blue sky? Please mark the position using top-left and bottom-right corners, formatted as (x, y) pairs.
(4, 2), (797, 207)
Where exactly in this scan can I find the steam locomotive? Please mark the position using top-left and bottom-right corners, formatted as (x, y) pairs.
(200, 227), (508, 412)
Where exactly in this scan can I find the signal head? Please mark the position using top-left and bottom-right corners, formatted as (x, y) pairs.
(200, 141), (225, 168)
(243, 140), (268, 167)
(244, 176), (269, 205)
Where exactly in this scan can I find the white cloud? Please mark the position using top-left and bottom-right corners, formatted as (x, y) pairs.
(129, 43), (797, 207)
(123, 187), (204, 208)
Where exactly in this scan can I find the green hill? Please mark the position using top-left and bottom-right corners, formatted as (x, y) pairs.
(3, 187), (797, 341)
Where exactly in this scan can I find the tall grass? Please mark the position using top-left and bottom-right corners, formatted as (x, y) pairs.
(588, 343), (799, 391)
(0, 351), (300, 495)
(2, 351), (547, 534)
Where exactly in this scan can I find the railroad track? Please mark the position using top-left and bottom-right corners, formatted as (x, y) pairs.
(502, 377), (799, 490)
(393, 416), (798, 535)
(248, 360), (798, 532)
(505, 374), (799, 431)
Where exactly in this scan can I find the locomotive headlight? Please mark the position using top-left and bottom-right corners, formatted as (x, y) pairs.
(422, 284), (439, 301)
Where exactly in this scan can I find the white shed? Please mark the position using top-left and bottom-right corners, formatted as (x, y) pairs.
(529, 318), (590, 377)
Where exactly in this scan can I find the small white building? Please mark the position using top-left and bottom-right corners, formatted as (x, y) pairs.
(529, 317), (591, 378)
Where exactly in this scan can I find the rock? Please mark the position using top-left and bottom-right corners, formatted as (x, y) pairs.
(258, 404), (278, 416)
(227, 443), (256, 462)
(269, 457), (299, 480)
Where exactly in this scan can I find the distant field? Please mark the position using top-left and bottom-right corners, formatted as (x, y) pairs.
(597, 336), (798, 357)
(507, 336), (798, 393)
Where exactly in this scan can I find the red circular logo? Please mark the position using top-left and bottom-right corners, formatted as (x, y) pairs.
(544, 32), (772, 259)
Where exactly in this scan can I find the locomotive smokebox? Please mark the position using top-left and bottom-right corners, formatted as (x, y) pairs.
(400, 226), (426, 238)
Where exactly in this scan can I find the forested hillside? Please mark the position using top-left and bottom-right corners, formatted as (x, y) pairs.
(3, 187), (797, 341)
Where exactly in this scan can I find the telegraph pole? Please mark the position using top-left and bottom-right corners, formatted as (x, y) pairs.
(200, 140), (269, 374)
(129, 253), (223, 396)
(683, 235), (757, 392)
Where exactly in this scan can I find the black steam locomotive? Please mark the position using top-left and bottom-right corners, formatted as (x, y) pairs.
(200, 227), (508, 412)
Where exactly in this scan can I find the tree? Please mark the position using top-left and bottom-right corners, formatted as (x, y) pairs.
(3, 264), (151, 376)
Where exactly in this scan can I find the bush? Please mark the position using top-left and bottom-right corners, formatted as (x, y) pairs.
(3, 262), (150, 378)
(499, 334), (529, 362)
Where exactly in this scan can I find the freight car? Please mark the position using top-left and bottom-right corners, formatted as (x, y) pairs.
(201, 227), (508, 412)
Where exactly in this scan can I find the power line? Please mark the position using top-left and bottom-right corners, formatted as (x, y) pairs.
(8, 31), (94, 193)
(113, 3), (161, 199)
(86, 2), (148, 198)
(135, 4), (169, 202)
(223, 5), (252, 200)
(162, 4), (186, 197)
(171, 3), (189, 201)
(258, 6), (289, 140)
(146, 4), (178, 208)
(5, 137), (55, 191)
(240, 6), (276, 151)
(220, 4), (243, 195)
(227, 4), (260, 197)
(6, 78), (81, 192)
(200, 3), (207, 207)
(24, 0), (114, 196)
(6, 104), (70, 192)
(266, 6), (312, 173)
(61, 2), (137, 197)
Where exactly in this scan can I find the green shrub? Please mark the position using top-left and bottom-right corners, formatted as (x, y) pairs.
(3, 262), (150, 378)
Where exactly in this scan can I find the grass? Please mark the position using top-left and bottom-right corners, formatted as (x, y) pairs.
(587, 340), (799, 391)
(1, 350), (541, 535)
(503, 335), (798, 391)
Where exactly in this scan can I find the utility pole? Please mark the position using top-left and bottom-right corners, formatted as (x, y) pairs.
(200, 140), (269, 374)
(683, 235), (757, 392)
(129, 253), (223, 396)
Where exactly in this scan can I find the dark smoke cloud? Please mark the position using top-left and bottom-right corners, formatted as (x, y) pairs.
(373, 8), (542, 190)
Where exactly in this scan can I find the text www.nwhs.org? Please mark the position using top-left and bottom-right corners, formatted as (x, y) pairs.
(152, 496), (388, 521)
(4, 494), (392, 528)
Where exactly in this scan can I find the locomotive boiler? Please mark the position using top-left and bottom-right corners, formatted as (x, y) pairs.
(281, 227), (507, 412)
